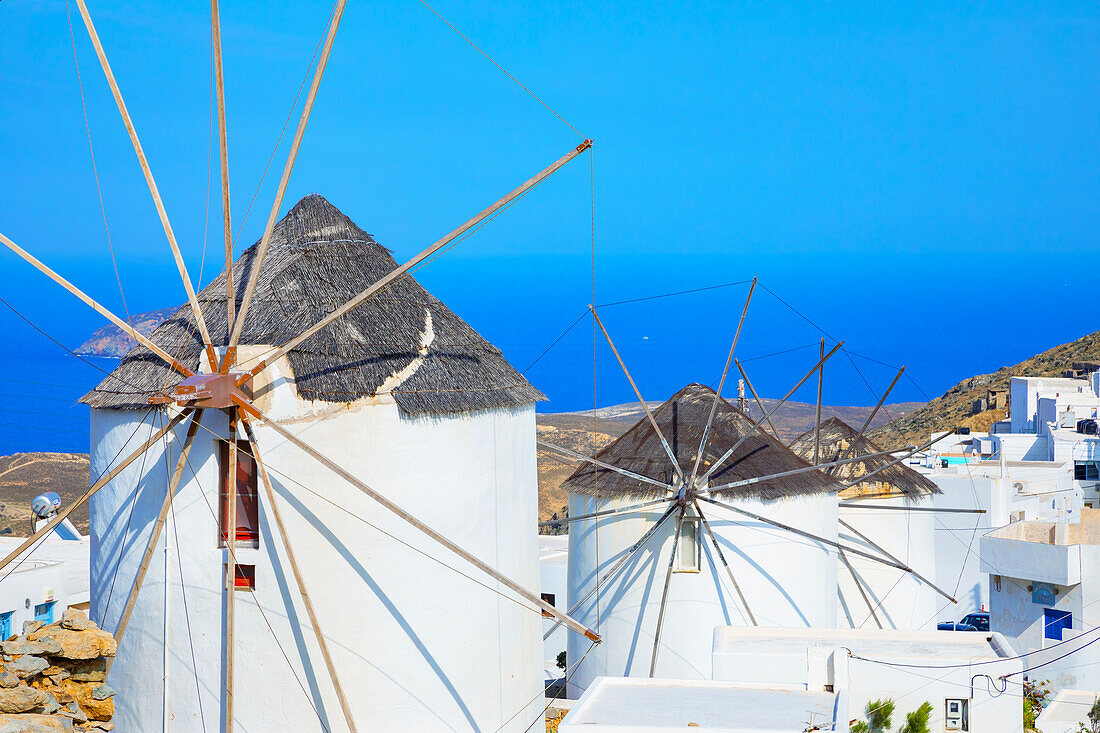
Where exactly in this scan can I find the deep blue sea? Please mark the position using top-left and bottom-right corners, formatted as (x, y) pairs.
(1, 250), (1095, 457)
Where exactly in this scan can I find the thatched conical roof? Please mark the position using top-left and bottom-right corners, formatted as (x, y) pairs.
(561, 383), (842, 500)
(788, 417), (939, 499)
(81, 194), (545, 416)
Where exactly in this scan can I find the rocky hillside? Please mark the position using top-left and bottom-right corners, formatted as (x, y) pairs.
(0, 454), (90, 537)
(536, 396), (922, 523)
(75, 306), (176, 358)
(0, 607), (117, 730)
(870, 330), (1100, 448)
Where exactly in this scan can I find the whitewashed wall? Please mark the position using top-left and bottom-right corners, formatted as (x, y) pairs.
(837, 496), (938, 630)
(565, 491), (838, 696)
(540, 535), (569, 666)
(712, 627), (1023, 733)
(930, 464), (1082, 618)
(0, 555), (65, 635)
(91, 381), (543, 731)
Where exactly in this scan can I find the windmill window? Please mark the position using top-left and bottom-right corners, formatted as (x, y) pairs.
(675, 518), (700, 572)
(219, 441), (260, 549)
(541, 593), (556, 619)
(230, 563), (256, 591)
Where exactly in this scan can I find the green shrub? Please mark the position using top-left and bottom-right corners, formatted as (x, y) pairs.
(556, 650), (566, 670)
(863, 698), (894, 733)
(899, 702), (933, 733)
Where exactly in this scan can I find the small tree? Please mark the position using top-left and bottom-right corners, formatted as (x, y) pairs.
(1076, 696), (1100, 733)
(852, 698), (894, 733)
(556, 650), (566, 671)
(899, 702), (933, 733)
(1024, 678), (1051, 729)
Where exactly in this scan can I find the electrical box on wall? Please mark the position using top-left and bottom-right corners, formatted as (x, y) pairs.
(944, 698), (968, 731)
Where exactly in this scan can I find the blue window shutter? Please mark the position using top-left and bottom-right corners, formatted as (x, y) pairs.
(1044, 608), (1072, 640)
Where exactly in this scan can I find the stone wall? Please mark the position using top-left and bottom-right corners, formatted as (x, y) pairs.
(0, 608), (115, 732)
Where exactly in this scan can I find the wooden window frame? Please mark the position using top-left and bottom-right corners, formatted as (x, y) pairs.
(219, 440), (260, 549)
(230, 563), (256, 591)
(674, 517), (701, 573)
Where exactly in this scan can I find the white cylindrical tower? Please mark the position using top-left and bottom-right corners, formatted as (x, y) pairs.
(83, 194), (548, 731)
(559, 384), (841, 695)
(789, 416), (943, 631)
(837, 495), (937, 629)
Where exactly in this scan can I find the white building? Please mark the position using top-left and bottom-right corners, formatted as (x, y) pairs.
(981, 509), (1100, 694)
(540, 534), (569, 672)
(559, 676), (846, 732)
(711, 627), (1022, 733)
(913, 455), (1082, 617)
(81, 195), (550, 732)
(0, 531), (89, 637)
(561, 385), (840, 695)
(996, 373), (1100, 504)
(561, 626), (1023, 732)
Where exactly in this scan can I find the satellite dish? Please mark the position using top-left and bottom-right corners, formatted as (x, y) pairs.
(31, 492), (61, 519)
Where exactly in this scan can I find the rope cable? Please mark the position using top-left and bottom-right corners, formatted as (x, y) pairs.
(415, 0), (584, 138)
(179, 435), (331, 732)
(165, 436), (208, 733)
(64, 0), (130, 325)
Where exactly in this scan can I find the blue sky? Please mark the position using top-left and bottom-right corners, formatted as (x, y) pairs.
(0, 1), (1097, 450)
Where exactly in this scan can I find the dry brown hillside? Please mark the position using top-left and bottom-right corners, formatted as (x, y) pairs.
(0, 453), (90, 536)
(870, 330), (1100, 448)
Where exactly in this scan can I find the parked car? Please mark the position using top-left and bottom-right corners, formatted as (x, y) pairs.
(937, 612), (990, 632)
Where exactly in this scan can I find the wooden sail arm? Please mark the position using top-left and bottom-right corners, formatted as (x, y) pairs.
(211, 0), (235, 361)
(688, 277), (756, 486)
(591, 306), (684, 484)
(705, 446), (906, 494)
(695, 342), (844, 489)
(838, 548), (883, 629)
(0, 232), (195, 378)
(838, 518), (956, 604)
(0, 408), (194, 575)
(237, 139), (594, 385)
(227, 0), (349, 355)
(72, 0), (218, 371)
(828, 365), (905, 474)
(838, 503), (985, 514)
(537, 439), (674, 492)
(546, 503), (678, 641)
(696, 495), (909, 572)
(240, 418), (359, 733)
(841, 430), (956, 489)
(692, 500), (756, 626)
(538, 497), (671, 528)
(649, 507), (684, 677)
(813, 339), (825, 465)
(733, 360), (781, 440)
(232, 396), (600, 642)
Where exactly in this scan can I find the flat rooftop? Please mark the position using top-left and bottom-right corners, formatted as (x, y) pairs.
(987, 508), (1100, 546)
(560, 677), (837, 732)
(714, 626), (1007, 661)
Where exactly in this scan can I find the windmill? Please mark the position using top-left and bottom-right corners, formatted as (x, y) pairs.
(0, 1), (599, 731)
(536, 280), (961, 691)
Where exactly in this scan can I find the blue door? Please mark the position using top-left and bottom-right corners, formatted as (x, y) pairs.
(1044, 608), (1072, 640)
(33, 602), (54, 625)
(0, 611), (12, 640)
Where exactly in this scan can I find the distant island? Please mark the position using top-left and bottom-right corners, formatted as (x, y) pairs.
(75, 305), (177, 357)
